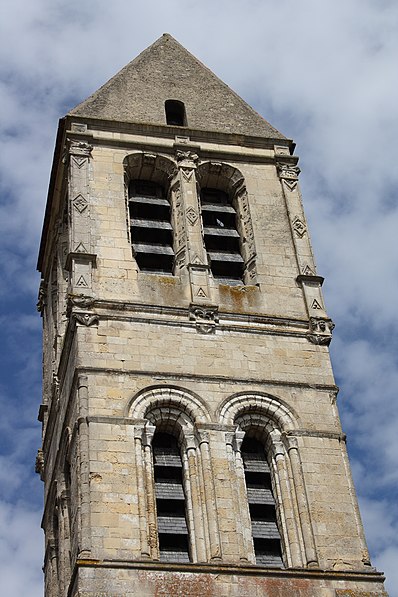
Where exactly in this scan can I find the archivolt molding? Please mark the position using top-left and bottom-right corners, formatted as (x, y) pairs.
(123, 152), (177, 188)
(196, 161), (245, 194)
(126, 385), (211, 425)
(218, 392), (298, 433)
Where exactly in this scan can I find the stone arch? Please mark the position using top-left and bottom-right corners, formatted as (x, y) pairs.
(218, 391), (298, 433)
(196, 161), (257, 284)
(123, 152), (177, 188)
(126, 384), (211, 425)
(196, 161), (245, 194)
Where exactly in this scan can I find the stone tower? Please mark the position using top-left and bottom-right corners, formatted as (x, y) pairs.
(36, 34), (387, 596)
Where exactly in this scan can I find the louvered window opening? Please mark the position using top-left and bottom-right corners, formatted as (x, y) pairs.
(153, 432), (190, 562)
(129, 180), (174, 274)
(200, 188), (244, 284)
(241, 437), (284, 567)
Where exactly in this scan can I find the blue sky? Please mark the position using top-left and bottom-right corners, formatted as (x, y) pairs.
(0, 1), (397, 595)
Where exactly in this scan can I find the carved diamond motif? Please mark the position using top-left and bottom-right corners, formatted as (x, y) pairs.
(186, 207), (198, 225)
(292, 216), (306, 238)
(73, 194), (88, 213)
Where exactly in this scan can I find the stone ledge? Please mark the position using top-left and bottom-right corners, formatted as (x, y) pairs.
(74, 558), (385, 583)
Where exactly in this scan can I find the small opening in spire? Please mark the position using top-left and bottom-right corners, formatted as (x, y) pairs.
(165, 100), (187, 126)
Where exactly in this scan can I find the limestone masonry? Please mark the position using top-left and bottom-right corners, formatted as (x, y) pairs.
(36, 34), (387, 596)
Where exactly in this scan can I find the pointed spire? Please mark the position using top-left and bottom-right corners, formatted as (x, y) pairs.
(69, 34), (285, 139)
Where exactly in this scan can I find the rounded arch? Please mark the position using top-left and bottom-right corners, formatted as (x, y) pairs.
(196, 161), (245, 195)
(123, 152), (177, 188)
(218, 391), (298, 433)
(126, 384), (211, 425)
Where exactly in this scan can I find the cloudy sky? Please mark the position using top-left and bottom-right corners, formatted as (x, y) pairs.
(1, 0), (397, 595)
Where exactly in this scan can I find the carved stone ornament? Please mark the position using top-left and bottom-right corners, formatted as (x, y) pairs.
(35, 449), (45, 480)
(292, 215), (307, 238)
(73, 194), (88, 213)
(176, 150), (199, 165)
(276, 162), (300, 180)
(36, 279), (46, 313)
(307, 317), (335, 345)
(311, 298), (323, 310)
(186, 206), (198, 225)
(189, 304), (219, 334)
(68, 294), (95, 310)
(73, 312), (99, 327)
(68, 140), (93, 158)
(274, 145), (290, 156)
(302, 264), (315, 276)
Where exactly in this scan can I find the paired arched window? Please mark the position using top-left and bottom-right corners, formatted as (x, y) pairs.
(241, 435), (283, 567)
(128, 179), (174, 274)
(152, 431), (191, 562)
(200, 187), (244, 283)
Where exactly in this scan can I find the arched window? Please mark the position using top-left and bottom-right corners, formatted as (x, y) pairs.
(165, 100), (187, 126)
(128, 179), (174, 273)
(200, 187), (244, 283)
(241, 435), (283, 567)
(152, 431), (191, 562)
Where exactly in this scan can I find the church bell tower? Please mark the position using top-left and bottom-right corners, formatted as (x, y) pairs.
(36, 34), (387, 596)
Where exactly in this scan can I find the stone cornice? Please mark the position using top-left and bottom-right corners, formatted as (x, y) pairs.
(65, 114), (294, 152)
(79, 297), (311, 338)
(72, 365), (339, 393)
(70, 558), (385, 585)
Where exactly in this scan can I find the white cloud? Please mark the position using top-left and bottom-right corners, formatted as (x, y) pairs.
(0, 501), (43, 597)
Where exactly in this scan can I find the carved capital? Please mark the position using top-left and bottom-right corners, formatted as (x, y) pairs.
(197, 429), (210, 445)
(233, 429), (245, 452)
(176, 150), (199, 181)
(270, 439), (285, 460)
(276, 161), (300, 180)
(68, 140), (93, 158)
(142, 423), (156, 447)
(184, 430), (197, 452)
(189, 304), (218, 334)
(307, 317), (335, 346)
(284, 433), (299, 452)
(134, 424), (146, 442)
(176, 150), (199, 165)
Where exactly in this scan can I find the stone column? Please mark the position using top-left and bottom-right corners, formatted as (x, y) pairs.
(286, 435), (319, 567)
(77, 374), (91, 557)
(198, 430), (222, 560)
(57, 489), (72, 595)
(271, 438), (304, 568)
(174, 147), (213, 305)
(183, 431), (206, 562)
(226, 430), (252, 562)
(66, 139), (96, 297)
(275, 148), (334, 345)
(134, 425), (151, 559)
(142, 424), (158, 559)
